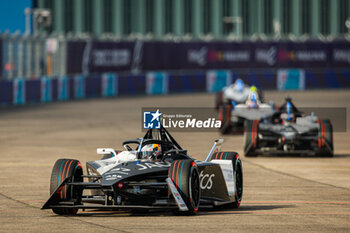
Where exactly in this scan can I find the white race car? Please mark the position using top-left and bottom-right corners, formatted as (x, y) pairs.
(218, 90), (274, 134)
(215, 79), (263, 110)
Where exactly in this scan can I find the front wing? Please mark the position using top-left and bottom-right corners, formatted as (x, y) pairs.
(42, 163), (237, 212)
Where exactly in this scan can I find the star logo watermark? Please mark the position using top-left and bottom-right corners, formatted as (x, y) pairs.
(143, 109), (161, 129)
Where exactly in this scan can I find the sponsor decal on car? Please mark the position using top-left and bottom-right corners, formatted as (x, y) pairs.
(105, 174), (123, 181)
(136, 162), (171, 170)
(166, 178), (189, 211)
(199, 171), (215, 190)
(108, 167), (131, 175)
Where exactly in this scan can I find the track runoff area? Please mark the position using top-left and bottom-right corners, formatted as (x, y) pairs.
(0, 90), (349, 232)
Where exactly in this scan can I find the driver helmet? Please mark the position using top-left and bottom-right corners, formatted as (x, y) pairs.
(250, 85), (258, 93)
(234, 79), (244, 92)
(141, 144), (162, 160)
(280, 102), (295, 123)
(246, 88), (259, 108)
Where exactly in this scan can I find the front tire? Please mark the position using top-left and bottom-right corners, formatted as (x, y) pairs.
(210, 152), (243, 208)
(244, 120), (259, 157)
(168, 160), (200, 214)
(50, 159), (83, 215)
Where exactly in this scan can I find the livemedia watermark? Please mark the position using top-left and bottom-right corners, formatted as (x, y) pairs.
(142, 108), (221, 132)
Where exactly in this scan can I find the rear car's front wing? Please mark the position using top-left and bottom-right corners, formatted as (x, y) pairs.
(256, 134), (333, 155)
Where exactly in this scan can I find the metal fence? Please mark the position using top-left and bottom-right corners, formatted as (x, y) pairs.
(0, 32), (66, 80)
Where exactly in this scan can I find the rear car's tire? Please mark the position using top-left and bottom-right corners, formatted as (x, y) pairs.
(168, 160), (200, 214)
(317, 119), (334, 157)
(219, 104), (232, 135)
(210, 152), (243, 208)
(215, 91), (224, 110)
(244, 120), (259, 157)
(258, 89), (264, 103)
(50, 159), (83, 215)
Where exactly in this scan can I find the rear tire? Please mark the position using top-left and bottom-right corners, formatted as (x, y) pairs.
(50, 159), (83, 215)
(168, 160), (200, 215)
(210, 152), (243, 208)
(244, 120), (259, 157)
(317, 119), (334, 157)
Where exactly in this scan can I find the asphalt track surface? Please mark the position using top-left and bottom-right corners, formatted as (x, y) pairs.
(0, 90), (350, 233)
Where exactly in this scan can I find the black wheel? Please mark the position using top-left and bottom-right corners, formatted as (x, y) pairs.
(219, 104), (232, 135)
(316, 119), (334, 157)
(215, 91), (223, 110)
(50, 159), (83, 215)
(258, 89), (264, 103)
(210, 152), (243, 208)
(244, 120), (259, 157)
(168, 160), (200, 214)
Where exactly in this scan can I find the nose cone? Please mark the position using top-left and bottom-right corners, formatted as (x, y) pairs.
(283, 131), (296, 140)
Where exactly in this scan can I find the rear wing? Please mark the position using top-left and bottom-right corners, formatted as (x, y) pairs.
(205, 139), (224, 162)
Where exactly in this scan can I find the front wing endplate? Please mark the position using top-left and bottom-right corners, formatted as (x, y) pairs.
(166, 178), (188, 212)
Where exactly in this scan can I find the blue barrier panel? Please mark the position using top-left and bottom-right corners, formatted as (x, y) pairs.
(57, 76), (69, 101)
(246, 72), (262, 88)
(339, 70), (350, 87)
(168, 73), (206, 93)
(51, 78), (58, 101)
(231, 72), (240, 83)
(1, 68), (350, 107)
(85, 74), (102, 98)
(0, 38), (2, 78)
(26, 80), (41, 103)
(277, 69), (305, 90)
(146, 72), (168, 95)
(13, 78), (26, 105)
(102, 73), (118, 97)
(261, 70), (277, 89)
(230, 71), (276, 90)
(41, 76), (53, 103)
(74, 74), (85, 99)
(0, 80), (12, 105)
(118, 74), (146, 95)
(206, 70), (232, 92)
(305, 70), (320, 88)
(324, 70), (340, 88)
(68, 76), (75, 99)
(304, 69), (350, 89)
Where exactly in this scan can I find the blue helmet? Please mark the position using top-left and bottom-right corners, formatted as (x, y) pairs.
(235, 79), (244, 92)
(286, 101), (292, 121)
